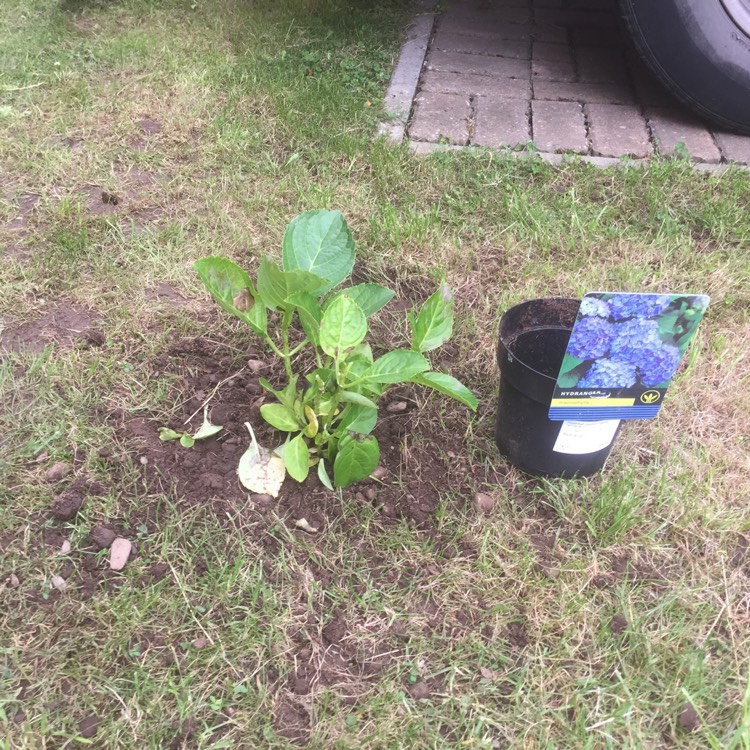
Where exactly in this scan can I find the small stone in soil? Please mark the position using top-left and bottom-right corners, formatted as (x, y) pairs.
(387, 400), (408, 413)
(473, 492), (495, 513)
(90, 525), (116, 549)
(364, 487), (376, 501)
(50, 575), (67, 592)
(60, 539), (72, 555)
(408, 682), (431, 700)
(371, 466), (388, 481)
(139, 456), (148, 465)
(45, 462), (70, 483)
(8, 573), (20, 588)
(109, 538), (132, 570)
(78, 714), (102, 739)
(192, 637), (210, 649)
(678, 702), (700, 732)
(246, 359), (268, 373)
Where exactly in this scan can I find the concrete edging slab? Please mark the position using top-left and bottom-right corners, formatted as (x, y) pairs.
(407, 140), (746, 171)
(377, 1), (437, 144)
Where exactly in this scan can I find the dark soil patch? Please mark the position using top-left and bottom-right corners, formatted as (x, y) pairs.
(78, 185), (121, 216)
(4, 192), (40, 230)
(115, 335), (487, 533)
(0, 302), (101, 354)
(78, 714), (102, 739)
(610, 552), (671, 586)
(136, 117), (163, 136)
(273, 701), (309, 745)
(729, 533), (749, 575)
(678, 702), (700, 732)
(610, 614), (628, 635)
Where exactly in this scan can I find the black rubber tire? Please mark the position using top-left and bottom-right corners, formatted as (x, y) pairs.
(619, 0), (750, 134)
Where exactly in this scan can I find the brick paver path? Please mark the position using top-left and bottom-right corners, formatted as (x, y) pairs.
(406, 0), (750, 165)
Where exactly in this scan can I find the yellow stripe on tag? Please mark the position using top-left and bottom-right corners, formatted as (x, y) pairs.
(550, 398), (635, 407)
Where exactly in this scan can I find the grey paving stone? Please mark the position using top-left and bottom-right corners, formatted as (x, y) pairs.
(532, 42), (573, 62)
(585, 103), (651, 158)
(441, 7), (531, 26)
(569, 0), (616, 10)
(646, 107), (721, 162)
(533, 79), (634, 104)
(427, 49), (530, 78)
(532, 100), (588, 153)
(531, 24), (569, 44)
(575, 46), (627, 83)
(473, 97), (531, 146)
(534, 8), (618, 27)
(570, 25), (625, 47)
(441, 15), (532, 40)
(450, 0), (530, 6)
(532, 42), (575, 81)
(713, 131), (750, 165)
(420, 69), (531, 98)
(409, 91), (471, 144)
(432, 29), (530, 59)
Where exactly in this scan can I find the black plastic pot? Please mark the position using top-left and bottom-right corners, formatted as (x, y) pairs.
(495, 298), (620, 478)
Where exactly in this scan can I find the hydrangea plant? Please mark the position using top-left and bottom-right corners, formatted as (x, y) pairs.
(558, 293), (707, 389)
(194, 210), (476, 492)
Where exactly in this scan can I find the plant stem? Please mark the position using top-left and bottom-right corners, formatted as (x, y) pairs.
(281, 308), (294, 382)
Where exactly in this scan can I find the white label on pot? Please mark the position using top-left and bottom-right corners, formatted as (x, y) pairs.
(553, 419), (620, 455)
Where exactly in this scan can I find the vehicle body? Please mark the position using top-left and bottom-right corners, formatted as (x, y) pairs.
(620, 0), (750, 133)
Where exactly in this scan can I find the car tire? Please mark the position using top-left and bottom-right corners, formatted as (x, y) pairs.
(619, 0), (750, 134)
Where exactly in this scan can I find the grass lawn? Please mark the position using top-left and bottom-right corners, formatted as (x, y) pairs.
(2, 0), (750, 747)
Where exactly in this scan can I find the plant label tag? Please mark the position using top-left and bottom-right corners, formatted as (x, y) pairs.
(549, 292), (709, 421)
(553, 419), (620, 454)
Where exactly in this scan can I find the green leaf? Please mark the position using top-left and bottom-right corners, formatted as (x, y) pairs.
(336, 403), (377, 435)
(259, 376), (298, 410)
(410, 372), (477, 411)
(326, 284), (394, 317)
(319, 295), (367, 358)
(348, 342), (373, 362)
(284, 435), (310, 482)
(192, 407), (223, 440)
(158, 428), (182, 442)
(359, 350), (429, 385)
(317, 459), (334, 490)
(333, 435), (380, 488)
(180, 434), (195, 448)
(412, 283), (454, 353)
(194, 257), (267, 336)
(288, 291), (321, 347)
(339, 390), (378, 410)
(260, 403), (301, 432)
(282, 210), (355, 294)
(256, 258), (326, 311)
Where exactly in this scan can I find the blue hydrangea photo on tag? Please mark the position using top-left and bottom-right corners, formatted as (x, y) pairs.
(549, 292), (709, 421)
